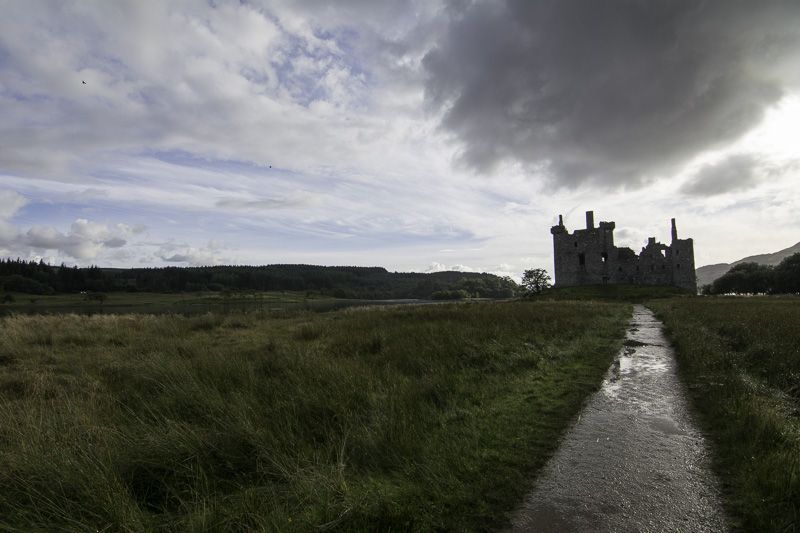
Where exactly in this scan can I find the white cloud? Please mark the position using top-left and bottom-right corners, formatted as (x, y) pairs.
(0, 221), (18, 244)
(0, 217), (133, 261)
(0, 191), (27, 219)
(70, 218), (112, 241)
(158, 241), (224, 266)
(425, 262), (474, 273)
(24, 226), (68, 250)
(0, 192), (24, 247)
(0, 0), (435, 185)
(424, 261), (447, 272)
(116, 223), (147, 236)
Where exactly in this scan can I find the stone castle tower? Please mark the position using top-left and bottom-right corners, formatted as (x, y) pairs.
(550, 211), (696, 292)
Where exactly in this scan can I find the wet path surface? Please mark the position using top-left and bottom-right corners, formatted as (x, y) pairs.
(510, 305), (728, 532)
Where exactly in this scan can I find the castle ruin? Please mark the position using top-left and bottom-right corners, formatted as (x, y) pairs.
(550, 211), (696, 292)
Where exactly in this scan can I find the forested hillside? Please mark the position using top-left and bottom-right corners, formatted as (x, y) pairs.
(0, 259), (517, 299)
(703, 253), (800, 295)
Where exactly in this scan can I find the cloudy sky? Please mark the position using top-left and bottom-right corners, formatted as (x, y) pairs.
(2, 0), (799, 277)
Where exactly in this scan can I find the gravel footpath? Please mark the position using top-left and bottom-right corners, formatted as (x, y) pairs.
(509, 305), (728, 532)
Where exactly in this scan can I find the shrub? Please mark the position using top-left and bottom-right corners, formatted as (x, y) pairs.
(0, 275), (54, 295)
(431, 289), (469, 300)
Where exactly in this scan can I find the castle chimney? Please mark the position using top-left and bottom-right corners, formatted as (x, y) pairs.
(585, 210), (594, 229)
(671, 218), (678, 242)
(558, 214), (564, 226)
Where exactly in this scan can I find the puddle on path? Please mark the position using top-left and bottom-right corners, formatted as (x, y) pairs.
(509, 305), (727, 532)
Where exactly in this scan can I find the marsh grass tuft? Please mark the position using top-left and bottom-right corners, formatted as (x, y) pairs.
(295, 323), (323, 341)
(188, 313), (224, 331)
(365, 332), (384, 354)
(0, 301), (629, 531)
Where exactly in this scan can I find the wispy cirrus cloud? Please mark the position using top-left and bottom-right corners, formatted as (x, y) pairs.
(216, 192), (322, 210)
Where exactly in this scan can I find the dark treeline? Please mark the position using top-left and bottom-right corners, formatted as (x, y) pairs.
(703, 253), (800, 295)
(0, 258), (518, 299)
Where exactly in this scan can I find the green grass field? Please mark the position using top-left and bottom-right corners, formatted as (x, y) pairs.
(0, 291), (345, 317)
(536, 284), (693, 302)
(650, 297), (800, 532)
(0, 300), (629, 531)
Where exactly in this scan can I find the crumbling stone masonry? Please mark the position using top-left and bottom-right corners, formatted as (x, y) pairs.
(550, 211), (697, 292)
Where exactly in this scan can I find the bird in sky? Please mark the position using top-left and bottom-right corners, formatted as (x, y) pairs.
(82, 80), (86, 84)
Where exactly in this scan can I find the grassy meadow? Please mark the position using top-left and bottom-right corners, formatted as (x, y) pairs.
(536, 283), (693, 302)
(0, 300), (629, 531)
(650, 297), (800, 532)
(0, 291), (339, 317)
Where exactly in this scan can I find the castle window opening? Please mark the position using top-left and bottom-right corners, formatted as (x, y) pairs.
(574, 241), (578, 248)
(578, 253), (586, 266)
(677, 264), (680, 270)
(601, 252), (608, 263)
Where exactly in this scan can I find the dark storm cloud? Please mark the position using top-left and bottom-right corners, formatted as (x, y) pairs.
(681, 154), (762, 196)
(681, 154), (799, 196)
(423, 0), (800, 187)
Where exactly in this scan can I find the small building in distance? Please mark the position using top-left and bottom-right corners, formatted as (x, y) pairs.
(550, 211), (696, 292)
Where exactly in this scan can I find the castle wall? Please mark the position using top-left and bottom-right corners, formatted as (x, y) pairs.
(550, 212), (697, 292)
(669, 238), (696, 292)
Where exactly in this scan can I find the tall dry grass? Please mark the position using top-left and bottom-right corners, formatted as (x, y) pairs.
(0, 301), (629, 531)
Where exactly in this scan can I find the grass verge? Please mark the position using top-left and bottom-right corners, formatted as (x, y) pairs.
(649, 297), (800, 532)
(536, 284), (693, 302)
(0, 300), (629, 531)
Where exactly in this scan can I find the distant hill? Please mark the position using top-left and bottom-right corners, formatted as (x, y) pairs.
(696, 241), (800, 287)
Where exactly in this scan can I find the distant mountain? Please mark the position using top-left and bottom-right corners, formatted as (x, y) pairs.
(696, 241), (800, 287)
(695, 263), (732, 288)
